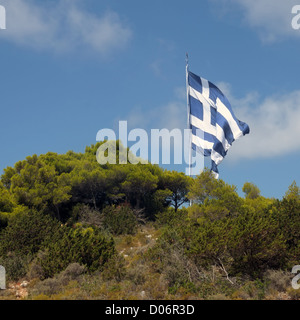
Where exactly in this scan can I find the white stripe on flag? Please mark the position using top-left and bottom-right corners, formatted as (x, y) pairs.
(190, 114), (216, 136)
(191, 133), (214, 150)
(216, 98), (243, 141)
(200, 78), (210, 101)
(211, 171), (219, 179)
(211, 148), (223, 165)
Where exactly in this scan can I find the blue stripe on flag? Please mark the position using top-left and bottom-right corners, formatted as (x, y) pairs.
(237, 119), (250, 135)
(211, 160), (219, 174)
(215, 113), (234, 144)
(188, 71), (202, 93)
(192, 143), (211, 157)
(208, 81), (227, 105)
(213, 140), (227, 158)
(189, 95), (203, 120)
(210, 106), (217, 126)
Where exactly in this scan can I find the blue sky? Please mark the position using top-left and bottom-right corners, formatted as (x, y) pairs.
(0, 0), (300, 199)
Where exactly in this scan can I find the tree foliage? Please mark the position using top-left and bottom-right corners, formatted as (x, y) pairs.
(162, 171), (192, 211)
(242, 182), (261, 199)
(285, 180), (300, 202)
(1, 144), (187, 221)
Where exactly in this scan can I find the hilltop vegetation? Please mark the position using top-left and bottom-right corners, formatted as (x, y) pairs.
(0, 141), (299, 300)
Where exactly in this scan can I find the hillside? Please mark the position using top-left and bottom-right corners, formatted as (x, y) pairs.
(0, 142), (299, 300)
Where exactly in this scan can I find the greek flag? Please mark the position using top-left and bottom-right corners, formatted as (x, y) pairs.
(187, 70), (250, 178)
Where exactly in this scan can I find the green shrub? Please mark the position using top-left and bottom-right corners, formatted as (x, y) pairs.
(222, 209), (286, 278)
(0, 209), (62, 256)
(103, 205), (138, 235)
(38, 226), (115, 278)
(0, 252), (29, 281)
(270, 199), (300, 267)
(155, 207), (188, 227)
(152, 204), (287, 282)
(27, 251), (47, 280)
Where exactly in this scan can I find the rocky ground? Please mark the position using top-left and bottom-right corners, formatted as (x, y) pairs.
(6, 280), (29, 299)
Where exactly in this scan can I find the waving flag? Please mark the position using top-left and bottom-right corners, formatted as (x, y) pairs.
(187, 70), (250, 178)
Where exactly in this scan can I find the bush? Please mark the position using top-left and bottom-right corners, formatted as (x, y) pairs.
(232, 280), (266, 300)
(38, 226), (115, 278)
(0, 252), (29, 281)
(155, 207), (187, 227)
(27, 252), (47, 280)
(270, 199), (300, 267)
(264, 270), (292, 293)
(103, 205), (138, 235)
(29, 263), (85, 297)
(31, 277), (62, 296)
(152, 204), (288, 284)
(227, 209), (287, 277)
(0, 209), (62, 256)
(59, 263), (86, 282)
(71, 204), (103, 228)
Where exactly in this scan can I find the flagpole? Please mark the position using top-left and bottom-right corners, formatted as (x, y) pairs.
(185, 53), (191, 176)
(186, 53), (192, 207)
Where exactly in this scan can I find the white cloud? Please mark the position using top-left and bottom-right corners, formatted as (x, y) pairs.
(0, 0), (132, 55)
(215, 0), (299, 42)
(217, 83), (300, 161)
